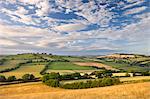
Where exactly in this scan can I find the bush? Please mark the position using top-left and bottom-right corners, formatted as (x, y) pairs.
(7, 76), (16, 82)
(0, 75), (6, 82)
(22, 74), (35, 81)
(45, 79), (60, 87)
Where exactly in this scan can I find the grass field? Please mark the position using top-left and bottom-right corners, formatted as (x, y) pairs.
(46, 70), (101, 75)
(74, 62), (119, 71)
(0, 82), (149, 99)
(0, 60), (26, 71)
(47, 62), (97, 70)
(0, 63), (46, 78)
(97, 60), (149, 72)
(61, 56), (91, 62)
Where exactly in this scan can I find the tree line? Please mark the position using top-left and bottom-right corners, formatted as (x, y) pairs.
(0, 74), (35, 82)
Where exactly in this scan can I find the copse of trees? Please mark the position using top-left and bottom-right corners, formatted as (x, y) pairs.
(0, 75), (6, 82)
(0, 75), (17, 82)
(141, 71), (150, 76)
(44, 79), (60, 87)
(42, 72), (61, 82)
(61, 72), (82, 80)
(91, 70), (113, 78)
(22, 74), (35, 82)
(7, 76), (16, 82)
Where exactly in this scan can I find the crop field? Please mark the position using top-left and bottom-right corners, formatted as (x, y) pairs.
(97, 60), (149, 72)
(0, 82), (149, 99)
(61, 56), (91, 62)
(0, 63), (46, 78)
(46, 70), (101, 75)
(5, 54), (41, 60)
(47, 62), (97, 70)
(74, 62), (119, 71)
(0, 60), (26, 71)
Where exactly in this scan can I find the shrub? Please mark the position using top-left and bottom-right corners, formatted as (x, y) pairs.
(7, 76), (16, 82)
(0, 75), (6, 82)
(22, 74), (35, 81)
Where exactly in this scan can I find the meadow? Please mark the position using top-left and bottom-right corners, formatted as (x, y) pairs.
(0, 63), (46, 78)
(0, 60), (26, 71)
(47, 62), (97, 70)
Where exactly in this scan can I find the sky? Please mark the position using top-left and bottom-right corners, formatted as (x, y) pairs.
(0, 0), (150, 55)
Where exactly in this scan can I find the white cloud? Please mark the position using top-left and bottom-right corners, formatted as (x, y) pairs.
(53, 23), (87, 32)
(123, 0), (144, 9)
(0, 23), (48, 37)
(124, 6), (147, 15)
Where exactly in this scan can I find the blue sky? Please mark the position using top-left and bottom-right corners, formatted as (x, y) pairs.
(0, 0), (150, 55)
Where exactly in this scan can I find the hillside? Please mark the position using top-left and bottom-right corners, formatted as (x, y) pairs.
(0, 82), (149, 99)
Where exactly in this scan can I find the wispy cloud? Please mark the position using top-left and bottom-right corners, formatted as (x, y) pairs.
(0, 0), (149, 55)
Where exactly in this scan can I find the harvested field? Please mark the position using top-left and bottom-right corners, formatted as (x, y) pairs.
(0, 82), (149, 99)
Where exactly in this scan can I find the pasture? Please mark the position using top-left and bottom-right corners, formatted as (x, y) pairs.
(0, 60), (26, 71)
(47, 62), (97, 70)
(0, 63), (46, 78)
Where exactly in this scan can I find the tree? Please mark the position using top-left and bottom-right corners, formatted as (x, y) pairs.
(7, 76), (16, 82)
(141, 71), (150, 76)
(42, 72), (60, 82)
(71, 73), (81, 79)
(0, 75), (6, 82)
(45, 79), (60, 87)
(83, 73), (89, 79)
(22, 74), (35, 81)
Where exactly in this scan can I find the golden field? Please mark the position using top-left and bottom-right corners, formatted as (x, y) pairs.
(0, 82), (150, 99)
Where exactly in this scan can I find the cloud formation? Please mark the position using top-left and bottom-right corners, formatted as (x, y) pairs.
(0, 0), (149, 55)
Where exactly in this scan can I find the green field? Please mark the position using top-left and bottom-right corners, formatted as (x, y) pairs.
(0, 60), (26, 71)
(47, 62), (97, 70)
(96, 59), (150, 72)
(0, 63), (46, 78)
(61, 56), (91, 62)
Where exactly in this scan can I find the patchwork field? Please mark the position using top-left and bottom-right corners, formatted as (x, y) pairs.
(47, 62), (97, 70)
(0, 82), (149, 99)
(0, 60), (25, 71)
(46, 70), (101, 75)
(74, 62), (119, 71)
(0, 63), (46, 78)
